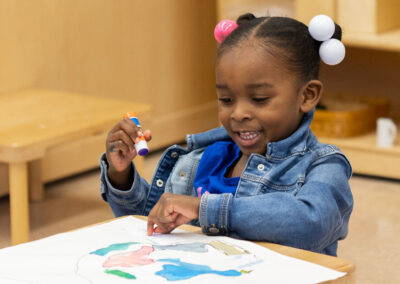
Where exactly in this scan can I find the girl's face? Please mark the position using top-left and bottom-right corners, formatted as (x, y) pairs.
(216, 43), (305, 158)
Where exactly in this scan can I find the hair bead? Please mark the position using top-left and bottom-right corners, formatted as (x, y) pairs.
(308, 15), (335, 41)
(214, 20), (238, 43)
(319, 39), (345, 65)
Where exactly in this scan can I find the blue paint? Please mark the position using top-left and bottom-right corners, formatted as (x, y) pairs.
(153, 242), (208, 253)
(156, 258), (241, 281)
(90, 242), (138, 256)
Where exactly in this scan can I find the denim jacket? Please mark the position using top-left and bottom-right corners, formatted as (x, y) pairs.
(99, 110), (353, 256)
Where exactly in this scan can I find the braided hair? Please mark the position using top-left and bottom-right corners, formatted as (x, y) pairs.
(217, 13), (342, 82)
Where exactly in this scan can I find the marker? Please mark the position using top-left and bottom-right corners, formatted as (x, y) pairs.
(123, 112), (149, 156)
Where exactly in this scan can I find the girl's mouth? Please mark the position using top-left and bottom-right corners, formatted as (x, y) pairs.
(235, 131), (261, 147)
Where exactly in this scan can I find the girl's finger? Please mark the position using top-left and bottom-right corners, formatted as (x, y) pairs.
(108, 130), (136, 152)
(108, 140), (130, 155)
(120, 118), (143, 142)
(154, 225), (173, 234)
(143, 130), (152, 142)
(110, 119), (141, 143)
(158, 211), (178, 224)
(147, 219), (155, 236)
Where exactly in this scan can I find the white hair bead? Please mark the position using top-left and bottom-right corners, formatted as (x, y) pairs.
(308, 15), (335, 41)
(319, 39), (345, 65)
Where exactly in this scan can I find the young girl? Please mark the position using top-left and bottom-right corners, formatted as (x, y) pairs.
(100, 14), (353, 256)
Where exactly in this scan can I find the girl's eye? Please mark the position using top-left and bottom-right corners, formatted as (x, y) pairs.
(218, 98), (233, 104)
(252, 97), (269, 103)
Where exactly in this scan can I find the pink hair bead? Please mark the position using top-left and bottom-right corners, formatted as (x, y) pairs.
(214, 20), (238, 43)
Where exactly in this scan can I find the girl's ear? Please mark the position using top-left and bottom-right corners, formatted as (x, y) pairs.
(299, 80), (323, 113)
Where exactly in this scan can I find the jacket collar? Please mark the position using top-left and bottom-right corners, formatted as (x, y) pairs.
(187, 109), (316, 158)
(265, 109), (315, 158)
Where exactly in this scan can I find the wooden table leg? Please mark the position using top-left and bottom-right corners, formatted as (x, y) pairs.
(29, 159), (44, 202)
(9, 162), (30, 245)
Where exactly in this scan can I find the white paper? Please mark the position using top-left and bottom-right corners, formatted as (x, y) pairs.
(0, 216), (345, 283)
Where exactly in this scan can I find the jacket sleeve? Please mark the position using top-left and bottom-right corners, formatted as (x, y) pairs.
(198, 154), (353, 253)
(99, 153), (151, 217)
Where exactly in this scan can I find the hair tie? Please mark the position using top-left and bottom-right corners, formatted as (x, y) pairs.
(308, 15), (345, 65)
(214, 20), (238, 43)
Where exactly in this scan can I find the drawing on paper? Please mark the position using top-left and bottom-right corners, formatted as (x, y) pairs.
(76, 240), (258, 282)
(0, 217), (346, 283)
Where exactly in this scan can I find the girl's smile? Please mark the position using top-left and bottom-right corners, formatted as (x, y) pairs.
(235, 130), (262, 147)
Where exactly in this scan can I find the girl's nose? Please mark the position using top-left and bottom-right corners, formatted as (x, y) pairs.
(231, 103), (251, 121)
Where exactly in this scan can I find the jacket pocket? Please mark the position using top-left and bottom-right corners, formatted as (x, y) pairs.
(258, 175), (305, 194)
(165, 154), (201, 197)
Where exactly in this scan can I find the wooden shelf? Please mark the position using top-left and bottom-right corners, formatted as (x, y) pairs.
(343, 29), (400, 52)
(318, 128), (400, 179)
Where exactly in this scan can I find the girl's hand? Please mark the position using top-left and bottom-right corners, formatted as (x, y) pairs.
(147, 193), (200, 236)
(105, 118), (151, 186)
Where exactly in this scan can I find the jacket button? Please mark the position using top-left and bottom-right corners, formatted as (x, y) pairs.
(156, 179), (164, 187)
(257, 164), (265, 171)
(171, 152), (179, 158)
(209, 227), (219, 234)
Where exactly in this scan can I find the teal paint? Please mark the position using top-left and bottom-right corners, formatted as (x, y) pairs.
(90, 242), (138, 256)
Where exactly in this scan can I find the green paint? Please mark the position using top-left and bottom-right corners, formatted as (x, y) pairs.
(105, 269), (136, 279)
(240, 270), (252, 274)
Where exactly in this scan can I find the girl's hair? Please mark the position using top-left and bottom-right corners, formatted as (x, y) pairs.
(217, 13), (342, 82)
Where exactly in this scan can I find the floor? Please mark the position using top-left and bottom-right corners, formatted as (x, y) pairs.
(0, 149), (399, 283)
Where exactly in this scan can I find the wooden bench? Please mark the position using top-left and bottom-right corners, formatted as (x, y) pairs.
(0, 89), (151, 245)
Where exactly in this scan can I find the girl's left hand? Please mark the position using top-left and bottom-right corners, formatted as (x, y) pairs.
(147, 193), (200, 236)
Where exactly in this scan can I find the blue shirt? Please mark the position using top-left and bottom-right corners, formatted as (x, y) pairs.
(193, 141), (240, 197)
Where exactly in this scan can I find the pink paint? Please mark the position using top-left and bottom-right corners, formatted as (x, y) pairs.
(103, 246), (155, 268)
(214, 20), (238, 43)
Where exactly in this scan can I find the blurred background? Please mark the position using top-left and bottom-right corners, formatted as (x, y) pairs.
(0, 1), (399, 283)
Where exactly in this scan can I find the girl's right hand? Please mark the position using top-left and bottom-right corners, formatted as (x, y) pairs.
(105, 117), (152, 173)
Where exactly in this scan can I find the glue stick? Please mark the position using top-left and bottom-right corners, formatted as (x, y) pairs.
(123, 112), (149, 156)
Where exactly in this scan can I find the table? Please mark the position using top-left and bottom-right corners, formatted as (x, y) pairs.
(0, 89), (151, 245)
(132, 216), (355, 283)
